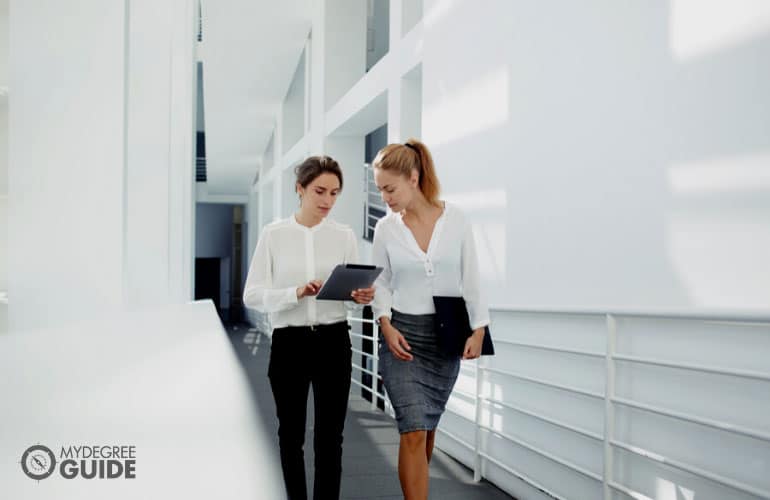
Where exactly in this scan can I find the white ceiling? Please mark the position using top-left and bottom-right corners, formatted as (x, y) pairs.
(201, 0), (312, 195)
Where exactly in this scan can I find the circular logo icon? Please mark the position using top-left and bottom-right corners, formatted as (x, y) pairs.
(21, 445), (56, 480)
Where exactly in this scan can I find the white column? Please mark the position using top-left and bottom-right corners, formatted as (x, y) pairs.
(308, 0), (326, 154)
(9, 0), (128, 331)
(325, 136), (365, 235)
(0, 0), (8, 333)
(9, 0), (196, 331)
(123, 0), (197, 308)
(166, 0), (197, 303)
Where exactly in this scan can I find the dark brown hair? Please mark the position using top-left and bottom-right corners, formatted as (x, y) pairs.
(372, 138), (441, 206)
(294, 155), (343, 190)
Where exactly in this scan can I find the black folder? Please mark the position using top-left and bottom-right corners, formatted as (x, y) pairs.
(432, 296), (495, 357)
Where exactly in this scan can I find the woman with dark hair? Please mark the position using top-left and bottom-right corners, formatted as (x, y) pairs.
(371, 139), (490, 500)
(243, 155), (374, 500)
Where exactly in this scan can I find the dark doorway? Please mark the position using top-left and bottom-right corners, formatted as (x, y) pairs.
(195, 257), (221, 316)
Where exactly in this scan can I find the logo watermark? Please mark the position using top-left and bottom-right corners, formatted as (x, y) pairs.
(21, 444), (137, 481)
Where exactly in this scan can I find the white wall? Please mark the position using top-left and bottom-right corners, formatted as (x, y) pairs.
(0, 0), (7, 333)
(422, 0), (770, 312)
(0, 103), (7, 292)
(416, 1), (770, 499)
(9, 0), (127, 331)
(400, 64), (421, 141)
(401, 0), (421, 36)
(0, 0), (7, 283)
(282, 51), (306, 154)
(324, 0), (367, 109)
(9, 0), (196, 332)
(246, 188), (259, 264)
(196, 62), (205, 132)
(0, 0), (7, 91)
(125, 0), (197, 309)
(366, 0), (389, 71)
(325, 137), (365, 237)
(281, 165), (299, 217)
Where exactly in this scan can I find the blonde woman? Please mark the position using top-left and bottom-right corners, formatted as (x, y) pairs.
(371, 139), (490, 499)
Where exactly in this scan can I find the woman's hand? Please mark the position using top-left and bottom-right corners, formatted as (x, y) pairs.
(296, 280), (323, 299)
(350, 286), (375, 304)
(462, 328), (486, 360)
(381, 321), (413, 361)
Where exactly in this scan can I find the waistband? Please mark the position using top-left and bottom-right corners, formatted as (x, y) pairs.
(273, 320), (349, 334)
(392, 309), (435, 325)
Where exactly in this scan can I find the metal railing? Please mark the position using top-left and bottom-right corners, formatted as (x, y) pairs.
(362, 163), (386, 242)
(349, 307), (770, 500)
(347, 315), (394, 416)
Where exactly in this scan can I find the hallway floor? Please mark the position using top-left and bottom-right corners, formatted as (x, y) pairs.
(227, 324), (514, 500)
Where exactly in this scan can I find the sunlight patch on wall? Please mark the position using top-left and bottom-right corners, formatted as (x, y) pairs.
(655, 477), (695, 500)
(666, 215), (770, 308)
(445, 189), (507, 291)
(668, 152), (770, 194)
(670, 0), (770, 61)
(423, 67), (509, 147)
(423, 0), (457, 29)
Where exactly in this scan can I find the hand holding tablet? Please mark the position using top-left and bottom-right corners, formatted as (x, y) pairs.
(316, 264), (383, 301)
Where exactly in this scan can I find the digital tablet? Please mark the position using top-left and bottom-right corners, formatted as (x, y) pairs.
(316, 264), (383, 301)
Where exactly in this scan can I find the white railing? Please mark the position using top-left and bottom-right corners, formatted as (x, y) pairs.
(347, 315), (394, 416)
(362, 163), (386, 240)
(349, 307), (770, 500)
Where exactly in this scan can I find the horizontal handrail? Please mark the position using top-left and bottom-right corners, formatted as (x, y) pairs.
(478, 450), (566, 500)
(611, 439), (770, 499)
(479, 424), (603, 482)
(450, 388), (476, 401)
(351, 378), (386, 401)
(612, 396), (770, 443)
(351, 346), (375, 359)
(351, 362), (379, 379)
(479, 396), (603, 442)
(436, 426), (475, 451)
(494, 337), (604, 358)
(483, 366), (604, 400)
(613, 353), (770, 382)
(489, 304), (770, 323)
(347, 317), (376, 325)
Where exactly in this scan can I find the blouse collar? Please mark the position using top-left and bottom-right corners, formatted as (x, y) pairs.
(291, 213), (328, 233)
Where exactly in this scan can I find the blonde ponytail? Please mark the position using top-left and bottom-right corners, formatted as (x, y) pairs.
(372, 138), (441, 207)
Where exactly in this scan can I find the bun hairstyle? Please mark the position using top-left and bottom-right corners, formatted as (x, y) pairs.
(372, 138), (441, 207)
(294, 155), (343, 191)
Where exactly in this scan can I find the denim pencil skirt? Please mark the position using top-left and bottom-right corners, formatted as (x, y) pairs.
(378, 309), (461, 434)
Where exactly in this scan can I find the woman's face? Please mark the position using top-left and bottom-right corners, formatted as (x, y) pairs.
(374, 168), (418, 213)
(297, 172), (341, 219)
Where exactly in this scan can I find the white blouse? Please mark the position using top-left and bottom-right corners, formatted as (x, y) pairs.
(243, 216), (360, 329)
(371, 202), (490, 330)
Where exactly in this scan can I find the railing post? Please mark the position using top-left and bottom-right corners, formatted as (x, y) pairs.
(603, 314), (617, 500)
(473, 356), (483, 482)
(371, 321), (379, 411)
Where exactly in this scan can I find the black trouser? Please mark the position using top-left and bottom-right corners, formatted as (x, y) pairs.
(268, 321), (352, 500)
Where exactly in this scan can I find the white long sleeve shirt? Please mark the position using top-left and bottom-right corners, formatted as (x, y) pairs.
(243, 216), (360, 329)
(371, 202), (490, 330)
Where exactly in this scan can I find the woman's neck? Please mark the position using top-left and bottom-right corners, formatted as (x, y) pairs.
(403, 195), (441, 223)
(295, 209), (323, 228)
